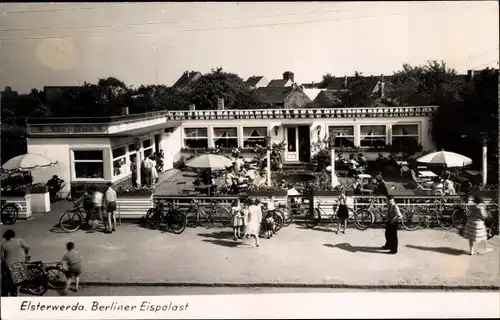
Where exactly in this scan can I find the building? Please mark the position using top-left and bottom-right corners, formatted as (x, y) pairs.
(26, 105), (437, 193)
(256, 85), (311, 109)
(171, 71), (202, 89)
(245, 76), (269, 88)
(267, 71), (295, 87)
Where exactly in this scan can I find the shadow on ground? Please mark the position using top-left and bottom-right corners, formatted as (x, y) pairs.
(405, 244), (466, 256)
(198, 231), (247, 247)
(324, 242), (386, 254)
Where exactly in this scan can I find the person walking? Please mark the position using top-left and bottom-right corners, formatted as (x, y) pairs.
(60, 242), (83, 294)
(336, 187), (349, 234)
(1, 230), (30, 296)
(462, 196), (492, 255)
(104, 182), (118, 233)
(245, 198), (263, 247)
(381, 195), (402, 254)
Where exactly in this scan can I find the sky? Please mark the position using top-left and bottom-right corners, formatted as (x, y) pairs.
(0, 1), (498, 93)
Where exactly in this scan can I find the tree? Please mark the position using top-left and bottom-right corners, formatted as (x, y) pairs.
(339, 71), (374, 108)
(129, 85), (191, 113)
(319, 73), (336, 89)
(188, 67), (265, 110)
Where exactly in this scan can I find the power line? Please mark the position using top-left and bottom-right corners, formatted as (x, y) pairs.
(0, 6), (471, 42)
(451, 46), (500, 66)
(469, 59), (499, 70)
(1, 2), (165, 15)
(0, 6), (400, 33)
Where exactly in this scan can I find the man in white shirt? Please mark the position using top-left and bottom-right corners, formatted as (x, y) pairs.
(235, 157), (244, 173)
(104, 182), (117, 234)
(90, 186), (104, 231)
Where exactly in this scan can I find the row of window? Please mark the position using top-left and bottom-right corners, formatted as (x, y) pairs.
(183, 125), (419, 149)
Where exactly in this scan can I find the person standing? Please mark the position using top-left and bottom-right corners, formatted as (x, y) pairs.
(245, 198), (263, 247)
(1, 230), (30, 296)
(230, 199), (242, 240)
(462, 196), (492, 255)
(104, 182), (118, 233)
(336, 187), (349, 234)
(90, 186), (105, 232)
(382, 195), (402, 254)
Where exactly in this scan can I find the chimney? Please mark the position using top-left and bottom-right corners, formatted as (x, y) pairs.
(189, 104), (196, 111)
(466, 70), (474, 82)
(344, 75), (348, 89)
(217, 98), (224, 110)
(122, 106), (129, 115)
(380, 74), (385, 99)
(283, 71), (295, 83)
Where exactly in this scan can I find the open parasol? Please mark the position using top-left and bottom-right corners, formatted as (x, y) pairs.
(2, 153), (58, 172)
(185, 154), (233, 170)
(416, 150), (472, 168)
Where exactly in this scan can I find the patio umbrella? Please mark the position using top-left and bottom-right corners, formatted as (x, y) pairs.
(186, 154), (233, 170)
(2, 153), (58, 172)
(416, 150), (472, 168)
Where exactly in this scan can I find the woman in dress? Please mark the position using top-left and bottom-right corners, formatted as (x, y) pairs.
(231, 199), (243, 240)
(463, 196), (491, 255)
(1, 230), (30, 296)
(245, 198), (263, 247)
(336, 187), (349, 234)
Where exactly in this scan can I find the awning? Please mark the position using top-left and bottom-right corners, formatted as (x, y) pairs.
(109, 121), (182, 138)
(281, 122), (314, 127)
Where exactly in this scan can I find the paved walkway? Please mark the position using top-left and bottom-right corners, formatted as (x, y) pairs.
(3, 207), (499, 288)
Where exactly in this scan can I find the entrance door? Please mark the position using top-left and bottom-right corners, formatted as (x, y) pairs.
(285, 127), (298, 162)
(154, 134), (161, 154)
(297, 126), (311, 162)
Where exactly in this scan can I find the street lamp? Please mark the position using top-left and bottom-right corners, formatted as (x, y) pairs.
(480, 132), (488, 186)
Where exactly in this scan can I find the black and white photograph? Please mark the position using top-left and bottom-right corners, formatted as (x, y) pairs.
(0, 1), (499, 319)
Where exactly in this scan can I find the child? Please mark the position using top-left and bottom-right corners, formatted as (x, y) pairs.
(264, 208), (275, 239)
(231, 200), (242, 241)
(240, 199), (249, 239)
(61, 242), (82, 294)
(267, 196), (277, 235)
(336, 187), (349, 234)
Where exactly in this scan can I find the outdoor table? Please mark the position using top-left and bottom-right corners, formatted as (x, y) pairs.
(418, 171), (437, 178)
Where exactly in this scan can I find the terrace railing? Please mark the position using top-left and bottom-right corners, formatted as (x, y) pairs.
(167, 106), (438, 121)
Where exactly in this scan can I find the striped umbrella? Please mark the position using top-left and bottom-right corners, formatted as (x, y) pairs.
(416, 150), (472, 168)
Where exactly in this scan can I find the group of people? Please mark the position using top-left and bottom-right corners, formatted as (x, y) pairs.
(130, 150), (165, 188)
(430, 171), (457, 195)
(229, 197), (279, 247)
(76, 182), (118, 234)
(351, 173), (389, 196)
(1, 230), (82, 296)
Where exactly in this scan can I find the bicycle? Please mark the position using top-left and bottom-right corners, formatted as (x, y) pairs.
(402, 198), (455, 231)
(276, 203), (294, 227)
(143, 201), (187, 234)
(185, 199), (231, 228)
(262, 205), (284, 233)
(59, 202), (92, 233)
(1, 200), (20, 225)
(19, 256), (50, 296)
(304, 198), (357, 230)
(353, 196), (389, 230)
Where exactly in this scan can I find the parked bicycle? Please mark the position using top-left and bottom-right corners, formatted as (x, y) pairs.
(1, 199), (20, 225)
(185, 199), (231, 228)
(276, 202), (294, 227)
(143, 201), (187, 234)
(401, 198), (455, 231)
(304, 198), (358, 230)
(59, 200), (93, 233)
(262, 203), (284, 233)
(353, 196), (390, 230)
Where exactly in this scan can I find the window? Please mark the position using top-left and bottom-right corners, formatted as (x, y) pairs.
(184, 128), (208, 149)
(73, 150), (104, 179)
(112, 146), (127, 177)
(128, 143), (137, 153)
(360, 125), (386, 148)
(392, 124), (419, 151)
(287, 127), (296, 152)
(328, 126), (355, 148)
(243, 127), (267, 148)
(142, 138), (154, 158)
(213, 127), (238, 148)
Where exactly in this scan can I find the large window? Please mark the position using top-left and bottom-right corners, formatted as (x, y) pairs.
(328, 126), (355, 148)
(112, 146), (127, 176)
(213, 127), (238, 148)
(360, 125), (386, 148)
(142, 138), (154, 158)
(392, 124), (419, 151)
(184, 128), (208, 149)
(243, 127), (267, 148)
(73, 150), (104, 179)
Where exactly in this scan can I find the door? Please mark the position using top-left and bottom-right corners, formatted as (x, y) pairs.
(154, 134), (161, 154)
(298, 126), (311, 162)
(285, 127), (298, 162)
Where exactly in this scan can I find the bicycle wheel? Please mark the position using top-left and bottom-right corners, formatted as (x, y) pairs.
(169, 211), (187, 234)
(213, 206), (231, 228)
(354, 209), (374, 230)
(452, 208), (466, 230)
(59, 210), (83, 233)
(185, 207), (199, 228)
(436, 208), (453, 230)
(45, 266), (68, 290)
(304, 208), (319, 228)
(1, 203), (19, 225)
(273, 212), (284, 233)
(280, 207), (294, 227)
(487, 220), (498, 240)
(23, 265), (49, 296)
(145, 208), (161, 229)
(401, 207), (422, 231)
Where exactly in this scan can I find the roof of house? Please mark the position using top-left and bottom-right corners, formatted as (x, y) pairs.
(267, 79), (292, 87)
(172, 71), (202, 88)
(314, 90), (344, 107)
(245, 76), (265, 87)
(256, 86), (295, 103)
(302, 88), (323, 101)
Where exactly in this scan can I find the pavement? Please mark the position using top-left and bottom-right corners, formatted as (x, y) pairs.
(2, 202), (499, 290)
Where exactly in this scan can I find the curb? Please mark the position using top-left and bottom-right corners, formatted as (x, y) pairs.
(78, 282), (500, 291)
